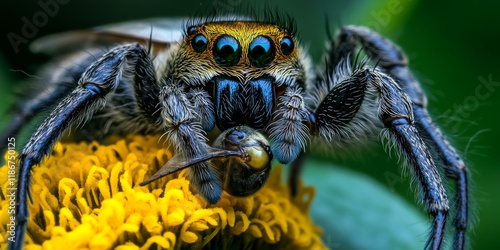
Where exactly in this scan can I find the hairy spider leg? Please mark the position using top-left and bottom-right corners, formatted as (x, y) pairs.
(338, 26), (469, 250)
(0, 52), (105, 154)
(9, 43), (220, 250)
(300, 25), (460, 250)
(322, 67), (448, 250)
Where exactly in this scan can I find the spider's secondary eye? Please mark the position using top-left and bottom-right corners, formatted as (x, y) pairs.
(280, 36), (294, 55)
(213, 35), (241, 66)
(187, 25), (197, 35)
(249, 36), (275, 67)
(191, 34), (208, 53)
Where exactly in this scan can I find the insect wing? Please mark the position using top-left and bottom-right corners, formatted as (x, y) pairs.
(30, 18), (186, 55)
(139, 149), (244, 186)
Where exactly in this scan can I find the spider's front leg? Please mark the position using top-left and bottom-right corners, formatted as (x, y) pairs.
(9, 43), (159, 250)
(156, 79), (222, 203)
(268, 86), (310, 164)
(309, 67), (450, 249)
(0, 51), (102, 154)
(334, 26), (469, 249)
(266, 84), (311, 196)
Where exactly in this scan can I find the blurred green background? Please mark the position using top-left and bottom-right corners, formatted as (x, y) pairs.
(0, 0), (498, 249)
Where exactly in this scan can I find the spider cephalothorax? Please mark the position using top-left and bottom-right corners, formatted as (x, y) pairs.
(165, 20), (312, 159)
(2, 16), (469, 250)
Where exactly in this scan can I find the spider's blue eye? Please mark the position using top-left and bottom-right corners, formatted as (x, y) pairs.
(213, 35), (241, 66)
(249, 36), (275, 67)
(191, 34), (208, 53)
(280, 36), (294, 55)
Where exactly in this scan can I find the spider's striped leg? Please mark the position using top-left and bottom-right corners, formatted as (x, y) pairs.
(267, 84), (311, 197)
(157, 78), (222, 204)
(310, 67), (450, 250)
(0, 51), (106, 155)
(339, 26), (469, 249)
(9, 43), (159, 250)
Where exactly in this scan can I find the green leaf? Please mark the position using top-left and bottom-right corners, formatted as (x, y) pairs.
(300, 158), (427, 250)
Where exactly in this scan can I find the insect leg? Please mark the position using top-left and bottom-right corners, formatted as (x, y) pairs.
(10, 43), (152, 250)
(339, 26), (469, 249)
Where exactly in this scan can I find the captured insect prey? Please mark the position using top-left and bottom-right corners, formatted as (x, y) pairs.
(1, 15), (470, 250)
(140, 125), (273, 198)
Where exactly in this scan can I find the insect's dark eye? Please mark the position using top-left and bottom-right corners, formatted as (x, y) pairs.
(213, 35), (241, 66)
(280, 36), (294, 55)
(249, 36), (275, 67)
(191, 34), (208, 53)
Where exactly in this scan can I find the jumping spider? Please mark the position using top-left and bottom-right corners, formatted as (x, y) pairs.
(1, 16), (469, 249)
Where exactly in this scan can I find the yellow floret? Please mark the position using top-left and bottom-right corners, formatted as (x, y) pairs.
(0, 135), (326, 249)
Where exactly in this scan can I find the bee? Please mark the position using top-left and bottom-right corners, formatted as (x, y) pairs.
(140, 125), (273, 198)
(1, 15), (469, 250)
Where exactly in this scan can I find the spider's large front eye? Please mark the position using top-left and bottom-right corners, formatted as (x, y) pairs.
(191, 34), (208, 53)
(280, 36), (294, 55)
(249, 36), (275, 67)
(213, 35), (241, 66)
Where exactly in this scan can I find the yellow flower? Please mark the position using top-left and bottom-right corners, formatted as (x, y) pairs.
(0, 135), (326, 249)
